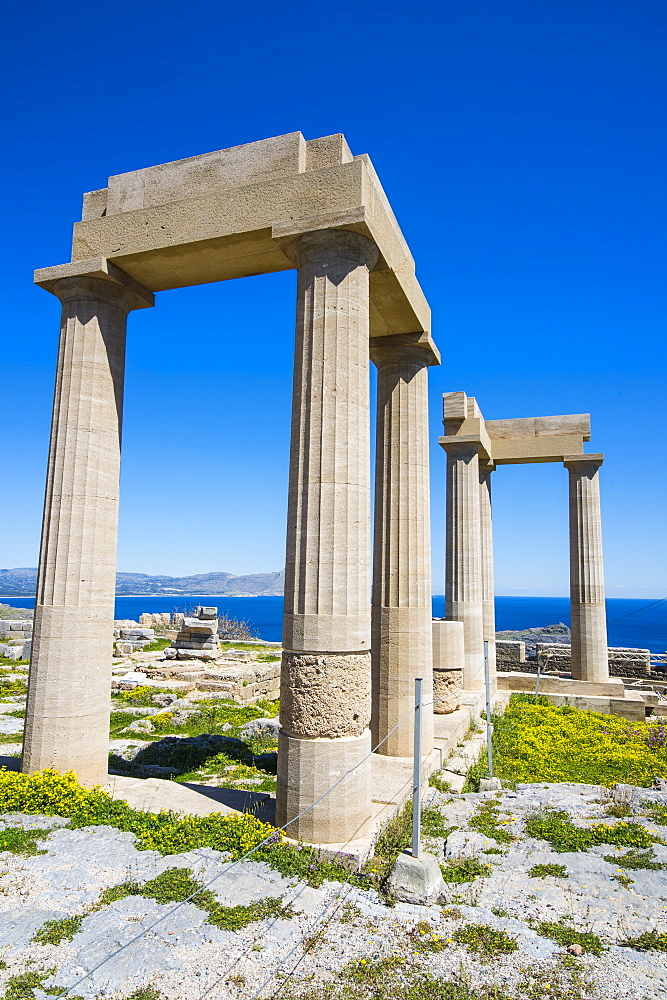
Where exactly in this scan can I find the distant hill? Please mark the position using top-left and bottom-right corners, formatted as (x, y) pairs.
(0, 568), (285, 598)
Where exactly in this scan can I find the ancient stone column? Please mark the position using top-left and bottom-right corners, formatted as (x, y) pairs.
(277, 229), (379, 844)
(479, 462), (497, 691)
(564, 455), (609, 683)
(443, 439), (485, 689)
(371, 334), (435, 758)
(23, 272), (153, 785)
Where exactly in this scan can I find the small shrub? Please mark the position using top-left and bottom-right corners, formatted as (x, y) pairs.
(410, 920), (447, 952)
(620, 930), (667, 952)
(124, 989), (163, 1000)
(421, 807), (454, 839)
(468, 800), (516, 844)
(604, 848), (666, 871)
(528, 863), (569, 879)
(452, 923), (518, 958)
(348, 956), (406, 983)
(536, 920), (603, 956)
(645, 803), (667, 825)
(4, 968), (56, 1000)
(440, 858), (492, 884)
(32, 915), (84, 945)
(606, 803), (633, 818)
(429, 773), (453, 794)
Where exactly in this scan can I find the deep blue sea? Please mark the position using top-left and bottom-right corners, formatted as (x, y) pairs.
(2, 595), (666, 653)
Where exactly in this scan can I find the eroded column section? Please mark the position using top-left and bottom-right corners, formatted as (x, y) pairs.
(277, 230), (379, 844)
(23, 275), (152, 785)
(479, 462), (497, 691)
(371, 335), (434, 757)
(564, 455), (609, 683)
(444, 440), (485, 689)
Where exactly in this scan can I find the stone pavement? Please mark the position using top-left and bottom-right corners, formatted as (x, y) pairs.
(0, 782), (666, 998)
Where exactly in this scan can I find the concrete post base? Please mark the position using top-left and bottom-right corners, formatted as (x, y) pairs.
(276, 729), (372, 844)
(387, 850), (446, 904)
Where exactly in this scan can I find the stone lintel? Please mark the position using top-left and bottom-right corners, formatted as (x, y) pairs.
(33, 258), (155, 309)
(70, 146), (431, 341)
(492, 435), (586, 465)
(564, 453), (604, 471)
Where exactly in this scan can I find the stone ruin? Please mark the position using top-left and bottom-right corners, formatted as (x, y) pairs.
(164, 606), (220, 660)
(0, 619), (32, 662)
(21, 129), (663, 846)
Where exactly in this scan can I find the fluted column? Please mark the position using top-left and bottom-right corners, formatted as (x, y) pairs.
(479, 463), (497, 691)
(443, 439), (484, 689)
(371, 334), (435, 758)
(277, 229), (379, 844)
(564, 454), (609, 683)
(23, 273), (153, 785)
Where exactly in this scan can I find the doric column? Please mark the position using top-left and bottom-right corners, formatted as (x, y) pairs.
(564, 454), (609, 683)
(479, 462), (497, 691)
(277, 229), (379, 844)
(370, 334), (435, 758)
(23, 270), (153, 785)
(442, 438), (485, 689)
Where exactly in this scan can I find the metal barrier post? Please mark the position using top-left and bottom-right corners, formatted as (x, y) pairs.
(412, 676), (423, 858)
(484, 640), (493, 779)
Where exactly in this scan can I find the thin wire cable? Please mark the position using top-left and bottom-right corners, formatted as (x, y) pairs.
(213, 770), (418, 1000)
(605, 596), (667, 630)
(55, 699), (428, 998)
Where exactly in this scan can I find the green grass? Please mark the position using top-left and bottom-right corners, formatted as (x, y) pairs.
(451, 924), (518, 958)
(535, 920), (603, 956)
(138, 638), (171, 653)
(525, 809), (662, 853)
(528, 863), (569, 878)
(32, 916), (84, 945)
(440, 858), (492, 884)
(0, 826), (53, 856)
(620, 930), (667, 952)
(468, 800), (515, 844)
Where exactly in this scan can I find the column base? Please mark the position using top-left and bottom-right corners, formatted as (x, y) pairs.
(23, 604), (112, 786)
(276, 729), (372, 844)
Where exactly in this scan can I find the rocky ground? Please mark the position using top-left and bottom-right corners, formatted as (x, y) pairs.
(0, 782), (666, 1000)
(495, 623), (571, 654)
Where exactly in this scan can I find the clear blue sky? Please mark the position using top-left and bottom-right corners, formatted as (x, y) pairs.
(1, 0), (665, 597)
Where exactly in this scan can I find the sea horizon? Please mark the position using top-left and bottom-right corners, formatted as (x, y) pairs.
(1, 594), (665, 653)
